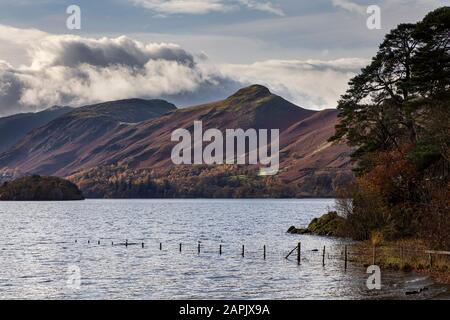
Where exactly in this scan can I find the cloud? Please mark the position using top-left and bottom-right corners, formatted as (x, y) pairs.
(0, 61), (24, 114)
(331, 0), (445, 16)
(0, 24), (365, 116)
(0, 25), (243, 115)
(331, 0), (366, 14)
(131, 0), (233, 15)
(130, 0), (284, 16)
(238, 0), (285, 16)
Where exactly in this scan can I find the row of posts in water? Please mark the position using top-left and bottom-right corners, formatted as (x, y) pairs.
(76, 239), (267, 259)
(75, 239), (350, 269)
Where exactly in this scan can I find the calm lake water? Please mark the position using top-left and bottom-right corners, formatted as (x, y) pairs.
(0, 199), (448, 300)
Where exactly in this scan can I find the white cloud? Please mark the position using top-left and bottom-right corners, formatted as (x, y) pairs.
(0, 24), (367, 116)
(131, 0), (233, 15)
(0, 25), (241, 115)
(130, 0), (284, 16)
(331, 0), (446, 16)
(331, 0), (366, 14)
(238, 0), (284, 16)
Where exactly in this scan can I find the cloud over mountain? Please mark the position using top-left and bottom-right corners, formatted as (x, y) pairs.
(0, 24), (366, 116)
(0, 26), (242, 115)
(218, 58), (367, 110)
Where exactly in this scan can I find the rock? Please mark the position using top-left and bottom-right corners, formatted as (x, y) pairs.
(287, 226), (310, 234)
(306, 211), (345, 236)
(0, 175), (84, 201)
(287, 211), (345, 237)
(287, 226), (296, 233)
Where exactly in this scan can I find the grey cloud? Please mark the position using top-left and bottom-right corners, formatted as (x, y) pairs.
(38, 36), (195, 68)
(0, 62), (24, 115)
(0, 31), (242, 116)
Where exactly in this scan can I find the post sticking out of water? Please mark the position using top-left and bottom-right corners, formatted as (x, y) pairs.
(125, 239), (128, 248)
(242, 245), (245, 258)
(160, 243), (162, 250)
(198, 242), (201, 255)
(75, 240), (77, 243)
(112, 241), (114, 246)
(322, 246), (326, 267)
(219, 244), (222, 255)
(344, 245), (348, 270)
(98, 240), (100, 245)
(88, 240), (90, 244)
(372, 245), (375, 265)
(179, 243), (182, 253)
(263, 245), (266, 260)
(297, 242), (301, 265)
(141, 242), (144, 248)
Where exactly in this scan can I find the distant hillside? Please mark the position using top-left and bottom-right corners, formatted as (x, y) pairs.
(0, 98), (176, 176)
(0, 86), (353, 197)
(0, 106), (72, 153)
(0, 175), (84, 201)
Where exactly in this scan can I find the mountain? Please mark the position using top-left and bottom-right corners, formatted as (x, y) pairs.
(0, 98), (176, 176)
(0, 85), (353, 197)
(0, 106), (72, 153)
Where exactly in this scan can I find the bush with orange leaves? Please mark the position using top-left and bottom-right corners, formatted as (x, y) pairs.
(337, 146), (449, 247)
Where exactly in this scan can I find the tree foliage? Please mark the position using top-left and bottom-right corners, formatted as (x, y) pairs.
(332, 7), (450, 247)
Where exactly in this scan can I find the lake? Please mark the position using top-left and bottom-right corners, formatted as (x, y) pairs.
(0, 199), (448, 299)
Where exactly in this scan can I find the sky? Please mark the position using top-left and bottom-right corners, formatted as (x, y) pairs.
(0, 0), (448, 116)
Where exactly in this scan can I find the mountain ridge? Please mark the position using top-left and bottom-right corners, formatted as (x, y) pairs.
(0, 85), (353, 197)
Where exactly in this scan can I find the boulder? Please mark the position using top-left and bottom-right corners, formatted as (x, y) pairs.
(287, 211), (345, 237)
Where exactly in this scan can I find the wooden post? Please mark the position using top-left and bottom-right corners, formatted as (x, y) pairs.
(160, 243), (162, 250)
(141, 242), (144, 248)
(198, 242), (201, 254)
(219, 244), (222, 255)
(400, 246), (404, 266)
(322, 246), (326, 267)
(179, 243), (182, 253)
(112, 241), (114, 246)
(75, 240), (77, 243)
(344, 245), (348, 270)
(242, 245), (245, 258)
(88, 240), (90, 244)
(98, 240), (100, 245)
(372, 245), (376, 265)
(263, 245), (266, 260)
(125, 239), (128, 248)
(297, 242), (301, 265)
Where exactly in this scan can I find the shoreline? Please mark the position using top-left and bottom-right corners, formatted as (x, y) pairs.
(354, 240), (450, 285)
(288, 212), (450, 286)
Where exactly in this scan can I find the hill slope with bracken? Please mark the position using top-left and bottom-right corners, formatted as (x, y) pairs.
(0, 106), (73, 154)
(0, 98), (176, 176)
(0, 85), (353, 197)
